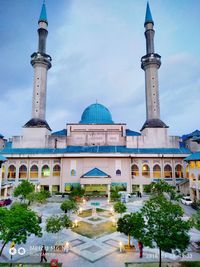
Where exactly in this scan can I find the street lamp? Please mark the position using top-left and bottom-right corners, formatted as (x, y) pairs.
(74, 219), (78, 227)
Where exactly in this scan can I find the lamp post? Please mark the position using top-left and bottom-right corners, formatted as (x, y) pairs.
(74, 219), (78, 227)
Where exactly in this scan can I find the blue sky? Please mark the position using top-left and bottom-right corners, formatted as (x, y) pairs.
(0, 0), (199, 138)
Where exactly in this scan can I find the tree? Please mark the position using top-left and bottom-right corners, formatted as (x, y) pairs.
(46, 215), (63, 234)
(46, 215), (72, 243)
(13, 180), (35, 202)
(35, 190), (51, 204)
(149, 180), (179, 200)
(60, 200), (78, 215)
(27, 190), (51, 205)
(114, 202), (127, 217)
(60, 215), (72, 228)
(110, 186), (120, 201)
(192, 210), (200, 231)
(140, 195), (191, 267)
(70, 185), (85, 199)
(0, 203), (42, 255)
(117, 213), (145, 247)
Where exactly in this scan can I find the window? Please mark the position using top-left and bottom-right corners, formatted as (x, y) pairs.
(71, 169), (76, 176)
(153, 164), (161, 178)
(116, 169), (121, 176)
(42, 165), (50, 177)
(164, 164), (172, 178)
(131, 165), (139, 178)
(19, 165), (27, 179)
(142, 164), (150, 178)
(53, 165), (60, 177)
(175, 164), (183, 178)
(8, 165), (16, 179)
(30, 165), (38, 178)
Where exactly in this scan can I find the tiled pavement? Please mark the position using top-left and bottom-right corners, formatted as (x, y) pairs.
(1, 197), (200, 266)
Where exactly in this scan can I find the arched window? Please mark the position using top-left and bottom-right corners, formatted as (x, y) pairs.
(186, 165), (189, 178)
(116, 169), (121, 176)
(19, 165), (27, 179)
(30, 165), (38, 178)
(164, 164), (172, 178)
(131, 165), (139, 178)
(42, 165), (50, 177)
(175, 164), (183, 178)
(153, 164), (161, 178)
(71, 169), (76, 176)
(8, 165), (16, 179)
(2, 165), (5, 179)
(53, 165), (60, 176)
(142, 164), (150, 178)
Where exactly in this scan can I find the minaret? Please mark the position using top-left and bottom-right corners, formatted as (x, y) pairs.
(24, 1), (52, 130)
(141, 2), (167, 131)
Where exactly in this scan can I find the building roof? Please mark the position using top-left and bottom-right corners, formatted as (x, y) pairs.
(81, 168), (110, 178)
(24, 118), (51, 131)
(38, 2), (48, 24)
(0, 146), (191, 155)
(52, 129), (67, 136)
(126, 129), (141, 136)
(185, 151), (200, 161)
(144, 2), (154, 26)
(0, 155), (7, 161)
(79, 103), (114, 124)
(182, 130), (200, 141)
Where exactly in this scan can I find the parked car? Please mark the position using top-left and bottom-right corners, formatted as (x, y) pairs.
(0, 198), (12, 207)
(181, 196), (192, 205)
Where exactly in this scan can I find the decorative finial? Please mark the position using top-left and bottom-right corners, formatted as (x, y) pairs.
(38, 1), (48, 25)
(144, 2), (154, 26)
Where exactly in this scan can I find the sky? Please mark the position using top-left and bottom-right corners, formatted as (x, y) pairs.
(0, 0), (199, 139)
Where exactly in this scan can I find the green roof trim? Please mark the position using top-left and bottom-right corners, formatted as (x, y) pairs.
(0, 146), (190, 155)
(0, 155), (6, 161)
(144, 2), (154, 26)
(185, 152), (200, 161)
(38, 2), (48, 24)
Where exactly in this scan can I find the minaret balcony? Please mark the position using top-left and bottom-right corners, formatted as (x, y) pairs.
(141, 53), (161, 69)
(31, 52), (52, 69)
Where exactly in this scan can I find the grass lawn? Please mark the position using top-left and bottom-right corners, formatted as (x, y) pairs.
(72, 221), (116, 238)
(125, 262), (200, 267)
(78, 208), (112, 218)
(78, 209), (92, 217)
(0, 264), (62, 267)
(88, 217), (102, 222)
(96, 208), (112, 218)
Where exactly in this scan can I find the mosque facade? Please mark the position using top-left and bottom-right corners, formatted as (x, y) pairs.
(0, 3), (198, 199)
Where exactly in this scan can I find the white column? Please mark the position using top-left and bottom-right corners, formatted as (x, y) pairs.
(4, 187), (8, 198)
(139, 184), (143, 194)
(107, 184), (111, 201)
(0, 166), (2, 197)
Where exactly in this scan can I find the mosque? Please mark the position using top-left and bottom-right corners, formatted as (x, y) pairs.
(0, 3), (198, 199)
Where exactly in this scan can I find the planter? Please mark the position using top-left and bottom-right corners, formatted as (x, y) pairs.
(124, 245), (136, 252)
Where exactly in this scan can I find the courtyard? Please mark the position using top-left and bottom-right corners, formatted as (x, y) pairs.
(1, 196), (200, 267)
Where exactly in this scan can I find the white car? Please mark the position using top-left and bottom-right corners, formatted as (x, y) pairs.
(181, 196), (192, 205)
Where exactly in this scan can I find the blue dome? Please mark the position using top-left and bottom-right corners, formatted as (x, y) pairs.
(80, 103), (114, 124)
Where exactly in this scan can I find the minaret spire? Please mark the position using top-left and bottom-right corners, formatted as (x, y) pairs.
(24, 1), (52, 131)
(141, 2), (167, 131)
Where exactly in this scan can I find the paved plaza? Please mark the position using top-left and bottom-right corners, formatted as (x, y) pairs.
(1, 197), (200, 266)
